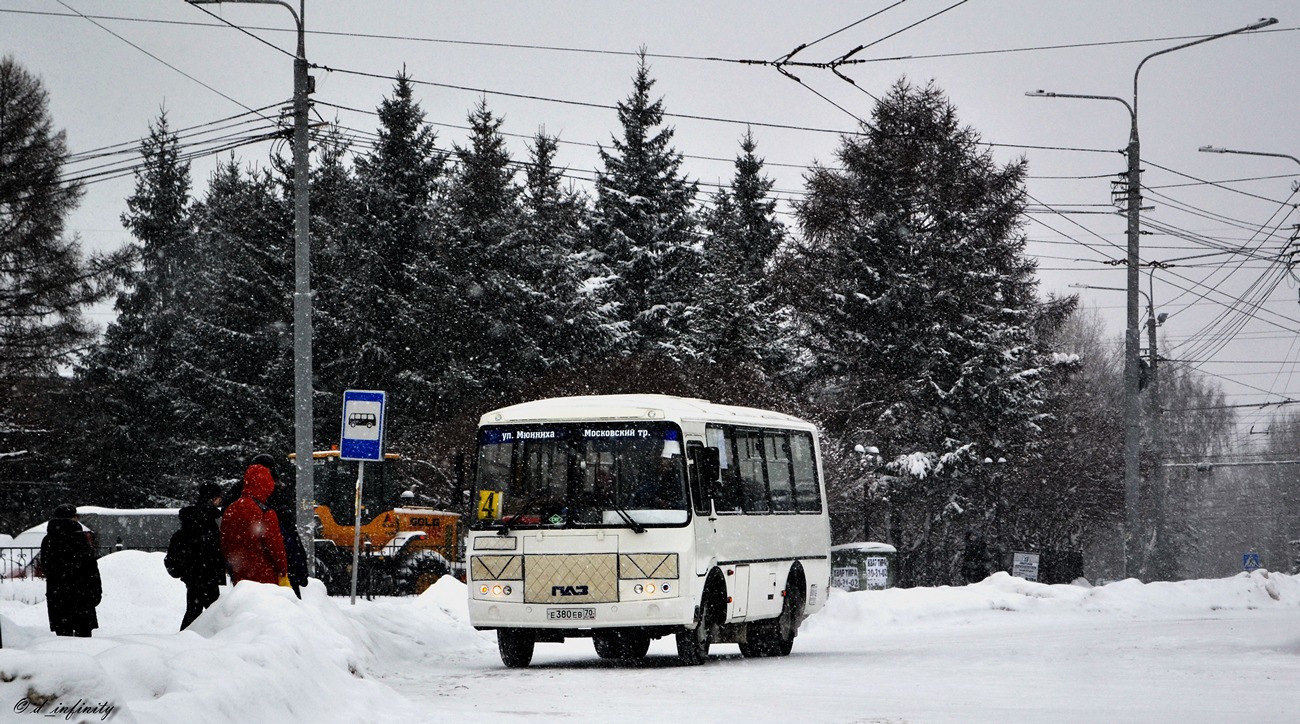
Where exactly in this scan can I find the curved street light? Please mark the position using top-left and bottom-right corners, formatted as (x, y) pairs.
(1028, 17), (1278, 579)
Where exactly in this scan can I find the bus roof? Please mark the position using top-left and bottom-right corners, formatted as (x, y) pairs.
(479, 394), (815, 431)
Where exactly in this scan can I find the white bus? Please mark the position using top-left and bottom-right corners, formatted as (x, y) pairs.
(467, 394), (831, 667)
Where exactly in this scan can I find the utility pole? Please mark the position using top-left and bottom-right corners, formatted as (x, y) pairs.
(189, 0), (314, 571)
(290, 1), (314, 576)
(1145, 270), (1168, 578)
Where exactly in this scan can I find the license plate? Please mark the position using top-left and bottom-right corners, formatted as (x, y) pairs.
(547, 608), (596, 621)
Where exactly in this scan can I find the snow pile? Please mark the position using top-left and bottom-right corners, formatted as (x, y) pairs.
(0, 551), (486, 724)
(807, 570), (1300, 633)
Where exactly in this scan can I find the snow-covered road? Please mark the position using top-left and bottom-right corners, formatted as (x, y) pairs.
(380, 596), (1300, 723)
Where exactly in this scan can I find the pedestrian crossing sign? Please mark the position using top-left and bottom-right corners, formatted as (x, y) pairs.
(1242, 552), (1261, 571)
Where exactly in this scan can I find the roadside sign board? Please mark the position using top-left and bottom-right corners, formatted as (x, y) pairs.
(339, 389), (385, 461)
(864, 556), (889, 590)
(1242, 552), (1262, 572)
(1011, 551), (1041, 582)
(831, 566), (860, 591)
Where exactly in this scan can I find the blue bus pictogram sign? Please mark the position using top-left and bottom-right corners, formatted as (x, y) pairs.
(340, 389), (386, 461)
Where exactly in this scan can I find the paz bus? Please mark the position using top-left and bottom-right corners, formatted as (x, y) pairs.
(466, 394), (831, 667)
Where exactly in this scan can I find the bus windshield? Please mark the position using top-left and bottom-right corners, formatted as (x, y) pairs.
(473, 421), (688, 529)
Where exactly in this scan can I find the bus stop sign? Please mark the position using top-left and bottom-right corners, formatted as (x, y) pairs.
(340, 389), (386, 461)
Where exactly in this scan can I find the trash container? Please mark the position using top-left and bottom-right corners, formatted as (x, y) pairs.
(830, 542), (897, 591)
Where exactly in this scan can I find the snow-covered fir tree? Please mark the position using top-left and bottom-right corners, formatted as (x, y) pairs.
(76, 113), (194, 504)
(592, 51), (700, 365)
(0, 57), (129, 525)
(339, 73), (446, 405)
(516, 129), (607, 390)
(692, 130), (788, 395)
(170, 160), (293, 481)
(792, 80), (1048, 586)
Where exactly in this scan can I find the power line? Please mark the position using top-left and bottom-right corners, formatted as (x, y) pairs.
(1145, 159), (1298, 207)
(55, 0), (273, 122)
(9, 8), (1296, 68)
(182, 0), (296, 60)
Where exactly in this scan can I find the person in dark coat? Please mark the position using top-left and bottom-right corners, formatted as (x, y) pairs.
(961, 529), (992, 584)
(40, 504), (102, 637)
(167, 482), (227, 629)
(259, 454), (310, 599)
(220, 463), (289, 586)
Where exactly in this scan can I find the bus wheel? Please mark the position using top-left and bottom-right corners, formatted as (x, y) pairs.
(594, 631), (651, 660)
(498, 628), (535, 668)
(740, 584), (802, 658)
(676, 593), (715, 665)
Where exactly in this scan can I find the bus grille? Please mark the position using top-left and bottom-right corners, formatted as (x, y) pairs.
(524, 553), (618, 604)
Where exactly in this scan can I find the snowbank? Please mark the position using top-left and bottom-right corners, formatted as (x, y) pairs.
(0, 551), (485, 724)
(806, 570), (1300, 633)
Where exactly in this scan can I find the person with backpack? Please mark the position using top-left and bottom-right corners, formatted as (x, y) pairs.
(220, 462), (289, 587)
(166, 482), (226, 630)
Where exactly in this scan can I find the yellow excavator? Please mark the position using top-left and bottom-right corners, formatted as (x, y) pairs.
(293, 449), (462, 595)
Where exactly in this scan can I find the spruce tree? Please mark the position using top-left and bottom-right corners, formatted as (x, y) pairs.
(792, 80), (1046, 585)
(520, 130), (608, 383)
(341, 73), (445, 403)
(76, 113), (194, 504)
(429, 99), (526, 415)
(0, 56), (128, 378)
(0, 56), (129, 523)
(171, 159), (293, 482)
(593, 51), (699, 364)
(693, 130), (787, 393)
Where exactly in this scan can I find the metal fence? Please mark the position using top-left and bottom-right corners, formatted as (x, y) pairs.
(1, 545), (167, 580)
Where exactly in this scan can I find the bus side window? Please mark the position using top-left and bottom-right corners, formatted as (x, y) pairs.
(707, 425), (743, 513)
(765, 431), (795, 512)
(736, 429), (769, 514)
(790, 432), (822, 513)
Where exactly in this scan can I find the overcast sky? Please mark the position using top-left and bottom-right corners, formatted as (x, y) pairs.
(3, 1), (1297, 448)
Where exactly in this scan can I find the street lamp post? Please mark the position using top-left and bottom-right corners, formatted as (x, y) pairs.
(1027, 17), (1277, 579)
(189, 0), (314, 571)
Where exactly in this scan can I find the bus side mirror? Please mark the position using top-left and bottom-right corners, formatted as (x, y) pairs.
(691, 447), (721, 499)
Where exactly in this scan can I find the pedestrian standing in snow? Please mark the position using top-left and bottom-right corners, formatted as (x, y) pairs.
(220, 462), (290, 587)
(257, 453), (310, 599)
(166, 482), (227, 629)
(961, 529), (992, 584)
(40, 503), (102, 637)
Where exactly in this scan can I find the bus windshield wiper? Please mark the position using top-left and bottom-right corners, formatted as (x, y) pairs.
(498, 493), (546, 536)
(607, 499), (645, 534)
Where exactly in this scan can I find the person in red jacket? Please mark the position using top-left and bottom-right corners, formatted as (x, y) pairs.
(220, 463), (289, 586)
